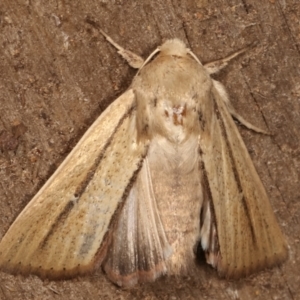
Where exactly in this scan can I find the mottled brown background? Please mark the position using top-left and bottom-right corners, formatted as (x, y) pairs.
(0, 0), (299, 299)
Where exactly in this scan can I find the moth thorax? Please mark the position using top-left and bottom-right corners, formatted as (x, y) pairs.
(164, 103), (187, 126)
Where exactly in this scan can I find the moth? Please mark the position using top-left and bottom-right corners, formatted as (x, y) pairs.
(0, 28), (288, 288)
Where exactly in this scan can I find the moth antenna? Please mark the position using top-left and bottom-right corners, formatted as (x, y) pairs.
(85, 17), (144, 69)
(187, 49), (203, 66)
(135, 48), (161, 75)
(100, 30), (145, 69)
(204, 42), (257, 74)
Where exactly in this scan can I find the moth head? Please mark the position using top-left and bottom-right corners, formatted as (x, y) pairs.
(159, 39), (189, 56)
(159, 39), (203, 66)
(137, 39), (202, 75)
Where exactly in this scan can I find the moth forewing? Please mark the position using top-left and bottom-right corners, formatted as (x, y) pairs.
(199, 82), (287, 278)
(0, 89), (149, 278)
(0, 32), (287, 287)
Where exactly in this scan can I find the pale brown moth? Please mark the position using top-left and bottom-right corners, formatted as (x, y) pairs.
(0, 26), (288, 287)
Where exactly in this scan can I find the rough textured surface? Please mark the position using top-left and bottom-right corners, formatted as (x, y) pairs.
(0, 0), (299, 299)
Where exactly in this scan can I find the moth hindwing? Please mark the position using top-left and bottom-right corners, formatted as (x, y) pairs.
(0, 31), (287, 287)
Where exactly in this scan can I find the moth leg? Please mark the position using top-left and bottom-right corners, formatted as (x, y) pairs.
(213, 80), (270, 134)
(204, 45), (254, 74)
(99, 29), (144, 69)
